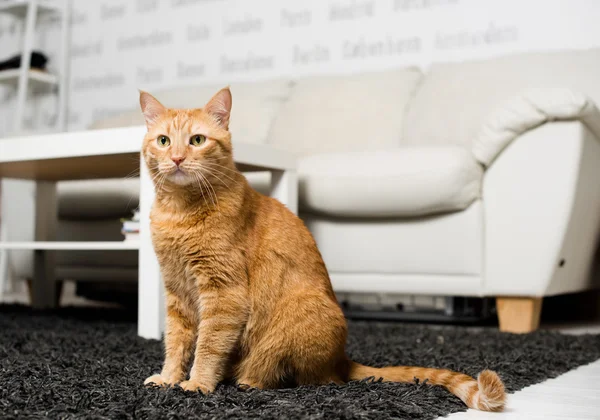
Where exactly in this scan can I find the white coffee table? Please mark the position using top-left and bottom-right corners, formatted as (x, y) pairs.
(0, 125), (298, 339)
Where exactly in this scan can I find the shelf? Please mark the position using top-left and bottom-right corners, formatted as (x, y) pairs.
(0, 241), (140, 250)
(0, 0), (61, 18)
(0, 69), (58, 87)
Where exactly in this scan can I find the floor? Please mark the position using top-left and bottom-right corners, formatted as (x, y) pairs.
(442, 322), (600, 420)
(444, 359), (600, 420)
(3, 283), (600, 419)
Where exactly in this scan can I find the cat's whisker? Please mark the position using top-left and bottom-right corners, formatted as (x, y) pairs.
(202, 169), (230, 189)
(181, 162), (238, 190)
(200, 168), (234, 192)
(160, 175), (169, 193)
(122, 169), (142, 209)
(205, 174), (220, 211)
(201, 159), (238, 170)
(154, 171), (168, 193)
(125, 195), (136, 212)
(125, 163), (161, 208)
(198, 171), (218, 210)
(149, 169), (160, 178)
(199, 165), (238, 184)
(192, 172), (211, 210)
(123, 168), (141, 180)
(191, 166), (221, 202)
(154, 175), (162, 192)
(188, 161), (236, 177)
(190, 172), (206, 206)
(195, 169), (218, 210)
(201, 161), (240, 176)
(150, 171), (165, 185)
(184, 162), (239, 188)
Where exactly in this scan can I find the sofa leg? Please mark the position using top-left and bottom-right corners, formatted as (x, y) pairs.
(496, 297), (543, 333)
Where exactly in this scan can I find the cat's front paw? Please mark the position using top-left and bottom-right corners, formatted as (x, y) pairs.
(179, 379), (212, 394)
(144, 374), (176, 388)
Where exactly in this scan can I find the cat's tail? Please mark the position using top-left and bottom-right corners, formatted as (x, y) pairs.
(348, 361), (506, 412)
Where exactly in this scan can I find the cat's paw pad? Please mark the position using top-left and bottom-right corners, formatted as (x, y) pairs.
(179, 380), (211, 394)
(144, 374), (173, 388)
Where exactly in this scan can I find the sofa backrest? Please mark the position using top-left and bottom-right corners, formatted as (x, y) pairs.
(403, 48), (600, 148)
(89, 79), (293, 145)
(266, 68), (423, 157)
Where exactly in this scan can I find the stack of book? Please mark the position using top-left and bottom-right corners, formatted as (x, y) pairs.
(121, 209), (140, 241)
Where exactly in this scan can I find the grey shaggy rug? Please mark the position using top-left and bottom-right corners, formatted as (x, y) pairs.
(1, 304), (599, 419)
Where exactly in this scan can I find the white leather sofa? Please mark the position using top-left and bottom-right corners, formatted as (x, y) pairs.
(6, 47), (600, 332)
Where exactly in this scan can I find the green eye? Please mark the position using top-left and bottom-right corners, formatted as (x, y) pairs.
(190, 134), (206, 146)
(157, 135), (170, 147)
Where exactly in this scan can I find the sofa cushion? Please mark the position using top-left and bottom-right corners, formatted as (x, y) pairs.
(403, 48), (600, 149)
(89, 79), (293, 145)
(267, 68), (423, 157)
(298, 145), (483, 218)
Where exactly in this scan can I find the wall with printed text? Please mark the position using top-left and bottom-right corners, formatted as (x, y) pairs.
(0, 0), (599, 135)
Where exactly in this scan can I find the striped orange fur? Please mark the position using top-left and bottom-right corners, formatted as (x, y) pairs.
(139, 87), (506, 412)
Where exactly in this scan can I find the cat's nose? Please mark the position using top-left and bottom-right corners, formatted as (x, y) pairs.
(171, 156), (186, 166)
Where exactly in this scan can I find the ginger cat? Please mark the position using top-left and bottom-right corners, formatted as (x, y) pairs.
(139, 87), (506, 412)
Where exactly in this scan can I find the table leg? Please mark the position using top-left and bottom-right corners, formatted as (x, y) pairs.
(0, 181), (7, 301)
(31, 181), (58, 309)
(0, 221), (7, 301)
(269, 169), (298, 215)
(138, 154), (164, 340)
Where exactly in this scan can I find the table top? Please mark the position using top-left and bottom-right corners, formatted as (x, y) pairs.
(0, 125), (296, 181)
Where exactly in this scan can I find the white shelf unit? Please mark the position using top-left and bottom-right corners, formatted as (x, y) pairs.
(0, 0), (60, 17)
(0, 68), (58, 86)
(0, 0), (70, 135)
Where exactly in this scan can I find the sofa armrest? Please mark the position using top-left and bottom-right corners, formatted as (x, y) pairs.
(473, 88), (600, 167)
(482, 121), (600, 296)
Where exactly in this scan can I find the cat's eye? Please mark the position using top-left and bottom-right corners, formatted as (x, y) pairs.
(157, 135), (170, 147)
(190, 134), (206, 146)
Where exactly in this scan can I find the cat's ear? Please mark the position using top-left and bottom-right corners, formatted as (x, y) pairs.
(139, 90), (166, 127)
(204, 87), (232, 129)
